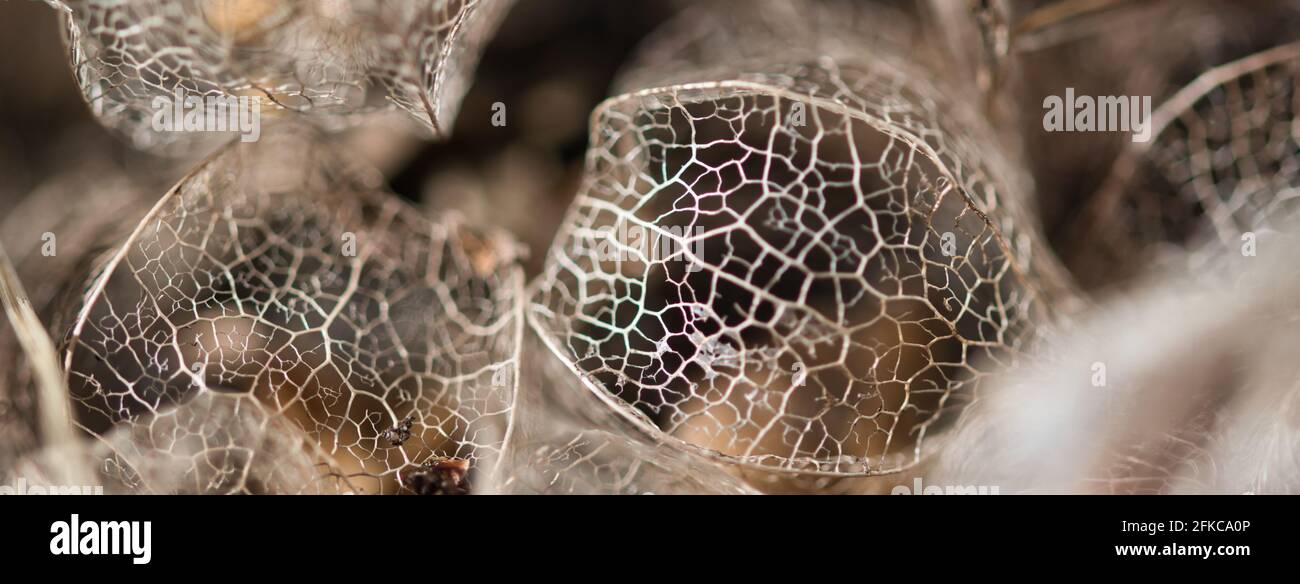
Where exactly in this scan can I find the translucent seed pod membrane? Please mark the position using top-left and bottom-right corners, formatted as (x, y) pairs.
(1072, 41), (1300, 287)
(6, 0), (1300, 496)
(47, 0), (513, 153)
(528, 2), (1075, 477)
(58, 127), (524, 494)
(497, 332), (758, 494)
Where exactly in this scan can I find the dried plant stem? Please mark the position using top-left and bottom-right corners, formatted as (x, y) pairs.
(0, 242), (88, 485)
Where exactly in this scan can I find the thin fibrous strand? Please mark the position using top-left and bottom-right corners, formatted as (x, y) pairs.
(0, 242), (88, 486)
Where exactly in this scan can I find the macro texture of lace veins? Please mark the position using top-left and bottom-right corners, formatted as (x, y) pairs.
(1073, 41), (1300, 285)
(6, 0), (1299, 494)
(46, 0), (512, 153)
(528, 33), (1073, 476)
(58, 133), (523, 493)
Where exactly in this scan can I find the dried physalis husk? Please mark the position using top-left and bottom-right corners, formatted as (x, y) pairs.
(0, 147), (163, 480)
(942, 0), (1300, 287)
(493, 334), (756, 495)
(10, 390), (360, 494)
(1071, 41), (1300, 288)
(45, 0), (513, 154)
(56, 125), (524, 494)
(528, 0), (1077, 490)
